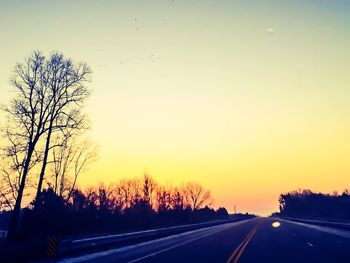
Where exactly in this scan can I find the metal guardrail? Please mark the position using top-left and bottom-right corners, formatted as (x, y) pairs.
(58, 217), (253, 258)
(0, 230), (7, 240)
(281, 217), (350, 230)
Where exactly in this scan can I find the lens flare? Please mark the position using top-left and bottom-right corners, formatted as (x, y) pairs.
(272, 221), (281, 228)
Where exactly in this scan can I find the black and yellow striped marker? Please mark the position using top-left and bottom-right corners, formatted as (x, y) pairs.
(48, 236), (58, 259)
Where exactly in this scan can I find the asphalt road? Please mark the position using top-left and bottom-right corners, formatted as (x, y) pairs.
(59, 217), (350, 263)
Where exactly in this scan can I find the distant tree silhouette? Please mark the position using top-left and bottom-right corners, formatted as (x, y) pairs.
(115, 178), (142, 210)
(278, 189), (350, 220)
(156, 185), (172, 212)
(216, 207), (229, 219)
(12, 176), (229, 238)
(184, 182), (211, 210)
(96, 183), (116, 211)
(141, 173), (157, 209)
(171, 187), (185, 210)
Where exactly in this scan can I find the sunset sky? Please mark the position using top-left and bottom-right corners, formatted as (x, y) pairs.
(1, 0), (350, 215)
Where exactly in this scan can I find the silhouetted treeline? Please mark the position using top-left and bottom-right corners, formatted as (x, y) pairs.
(277, 189), (350, 220)
(6, 175), (229, 238)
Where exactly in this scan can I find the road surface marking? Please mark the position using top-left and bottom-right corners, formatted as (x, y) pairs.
(126, 230), (225, 263)
(307, 242), (314, 247)
(127, 220), (256, 263)
(226, 221), (260, 263)
(58, 219), (256, 263)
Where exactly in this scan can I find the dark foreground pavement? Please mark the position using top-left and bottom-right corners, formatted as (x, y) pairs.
(58, 217), (350, 263)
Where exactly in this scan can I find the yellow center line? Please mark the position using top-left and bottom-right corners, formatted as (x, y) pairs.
(226, 220), (261, 263)
(226, 229), (253, 262)
(233, 226), (257, 263)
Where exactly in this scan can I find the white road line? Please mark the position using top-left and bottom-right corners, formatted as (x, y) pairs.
(281, 219), (350, 239)
(127, 230), (224, 263)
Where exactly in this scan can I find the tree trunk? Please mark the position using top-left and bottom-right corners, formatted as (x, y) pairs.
(35, 125), (52, 207)
(7, 144), (34, 240)
(66, 173), (78, 205)
(54, 173), (58, 195)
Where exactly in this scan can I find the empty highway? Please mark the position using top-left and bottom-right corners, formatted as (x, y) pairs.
(59, 217), (350, 263)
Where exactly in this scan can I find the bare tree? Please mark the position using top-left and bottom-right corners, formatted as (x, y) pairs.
(2, 52), (45, 238)
(116, 178), (142, 210)
(112, 184), (125, 213)
(0, 143), (39, 211)
(84, 186), (98, 209)
(34, 52), (91, 204)
(52, 136), (98, 203)
(156, 186), (172, 212)
(50, 133), (75, 197)
(141, 173), (157, 208)
(0, 138), (26, 211)
(2, 51), (91, 239)
(96, 183), (115, 211)
(170, 187), (185, 210)
(184, 182), (211, 210)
